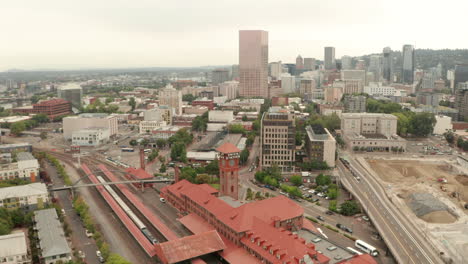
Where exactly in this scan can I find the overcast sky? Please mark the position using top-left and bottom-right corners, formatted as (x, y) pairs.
(1, 0), (467, 71)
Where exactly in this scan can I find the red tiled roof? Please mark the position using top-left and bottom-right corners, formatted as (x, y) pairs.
(241, 218), (328, 264)
(337, 254), (377, 264)
(216, 142), (240, 154)
(161, 179), (194, 199)
(179, 213), (216, 234)
(178, 214), (261, 264)
(180, 184), (233, 216)
(198, 183), (219, 195)
(125, 167), (153, 180)
(154, 230), (226, 264)
(302, 218), (319, 233)
(218, 195), (304, 233)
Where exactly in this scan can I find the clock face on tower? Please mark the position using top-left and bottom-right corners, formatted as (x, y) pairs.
(229, 159), (235, 166)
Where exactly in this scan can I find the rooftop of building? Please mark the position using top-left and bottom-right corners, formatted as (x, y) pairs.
(126, 167), (153, 180)
(296, 230), (353, 264)
(77, 113), (110, 118)
(57, 83), (82, 90)
(16, 152), (36, 161)
(0, 231), (28, 258)
(34, 208), (71, 258)
(154, 230), (226, 264)
(341, 112), (397, 119)
(193, 97), (213, 102)
(72, 127), (110, 134)
(0, 116), (31, 123)
(152, 126), (182, 132)
(218, 196), (244, 208)
(216, 142), (240, 154)
(187, 151), (217, 161)
(306, 125), (335, 141)
(0, 143), (31, 149)
(35, 98), (69, 106)
(0, 183), (47, 200)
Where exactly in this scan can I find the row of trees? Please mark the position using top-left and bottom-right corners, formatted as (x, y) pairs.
(0, 208), (29, 235)
(178, 161), (219, 184)
(393, 112), (436, 137)
(297, 161), (330, 171)
(169, 129), (193, 162)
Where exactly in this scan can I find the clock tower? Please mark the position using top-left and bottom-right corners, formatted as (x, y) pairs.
(216, 142), (240, 200)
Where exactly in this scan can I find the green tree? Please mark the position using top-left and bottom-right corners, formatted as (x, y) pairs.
(295, 131), (303, 146)
(148, 150), (159, 162)
(205, 159), (219, 175)
(328, 200), (338, 212)
(444, 131), (455, 144)
(195, 174), (211, 184)
(228, 124), (246, 134)
(32, 113), (49, 123)
(129, 139), (138, 146)
(409, 112), (436, 137)
(140, 139), (149, 147)
(159, 163), (167, 173)
(105, 253), (131, 264)
(40, 131), (48, 140)
(457, 137), (464, 148)
(10, 122), (26, 135)
(128, 97), (136, 111)
(156, 139), (167, 148)
(246, 188), (253, 200)
(393, 112), (411, 136)
(242, 115), (248, 121)
(182, 94), (196, 103)
(327, 187), (338, 199)
(240, 149), (249, 165)
(340, 201), (360, 216)
(315, 174), (331, 186)
(170, 142), (187, 162)
(290, 175), (303, 186)
(30, 95), (41, 104)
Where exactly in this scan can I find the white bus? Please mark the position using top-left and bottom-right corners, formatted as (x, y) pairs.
(346, 247), (363, 255)
(355, 240), (379, 257)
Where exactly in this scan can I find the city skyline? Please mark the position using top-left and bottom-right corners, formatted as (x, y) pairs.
(2, 0), (468, 71)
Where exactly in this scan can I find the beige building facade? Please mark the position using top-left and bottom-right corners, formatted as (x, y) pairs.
(260, 107), (295, 172)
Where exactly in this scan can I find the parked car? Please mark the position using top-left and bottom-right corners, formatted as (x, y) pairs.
(312, 198), (319, 202)
(96, 251), (105, 263)
(317, 192), (325, 197)
(78, 251), (85, 259)
(326, 211), (334, 215)
(317, 216), (324, 221)
(362, 215), (370, 221)
(159, 197), (166, 203)
(336, 223), (342, 229)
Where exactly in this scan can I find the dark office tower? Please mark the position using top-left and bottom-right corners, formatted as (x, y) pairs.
(324, 47), (336, 70)
(401, 45), (415, 84)
(454, 64), (468, 89)
(383, 47), (393, 82)
(212, 69), (230, 85)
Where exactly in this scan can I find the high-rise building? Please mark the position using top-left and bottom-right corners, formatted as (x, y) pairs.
(402, 45), (415, 84)
(383, 47), (393, 82)
(341, 55), (352, 70)
(261, 107), (295, 172)
(296, 55), (304, 69)
(211, 69), (229, 85)
(269, 61), (282, 80)
(343, 95), (367, 113)
(280, 73), (296, 94)
(299, 79), (316, 95)
(324, 47), (336, 70)
(454, 64), (468, 89)
(368, 55), (383, 82)
(231, 64), (239, 80)
(303, 58), (315, 70)
(218, 81), (239, 100)
(305, 125), (336, 167)
(239, 30), (268, 97)
(159, 84), (183, 115)
(216, 143), (240, 200)
(455, 87), (468, 121)
(355, 59), (366, 70)
(57, 83), (82, 109)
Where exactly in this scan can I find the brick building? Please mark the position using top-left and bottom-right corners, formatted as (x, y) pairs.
(192, 98), (215, 110)
(13, 99), (71, 119)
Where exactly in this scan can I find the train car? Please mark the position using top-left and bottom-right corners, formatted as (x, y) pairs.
(141, 228), (158, 244)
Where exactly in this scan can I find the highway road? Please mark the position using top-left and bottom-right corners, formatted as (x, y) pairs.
(339, 157), (444, 264)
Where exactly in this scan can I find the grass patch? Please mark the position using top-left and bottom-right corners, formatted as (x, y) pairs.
(209, 183), (220, 190)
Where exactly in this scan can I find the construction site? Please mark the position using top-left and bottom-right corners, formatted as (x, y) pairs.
(364, 157), (468, 263)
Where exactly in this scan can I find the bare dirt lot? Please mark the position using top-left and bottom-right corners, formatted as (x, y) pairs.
(368, 159), (468, 207)
(365, 158), (468, 263)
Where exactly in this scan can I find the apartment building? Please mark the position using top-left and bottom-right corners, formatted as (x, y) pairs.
(0, 231), (30, 264)
(343, 95), (367, 113)
(305, 125), (336, 167)
(260, 107), (295, 172)
(0, 183), (48, 210)
(0, 152), (39, 182)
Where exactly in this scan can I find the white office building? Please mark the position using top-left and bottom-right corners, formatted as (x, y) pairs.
(364, 82), (397, 96)
(281, 73), (296, 94)
(71, 128), (110, 146)
(63, 113), (118, 140)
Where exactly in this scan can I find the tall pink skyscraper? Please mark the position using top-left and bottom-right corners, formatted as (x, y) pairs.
(239, 30), (268, 98)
